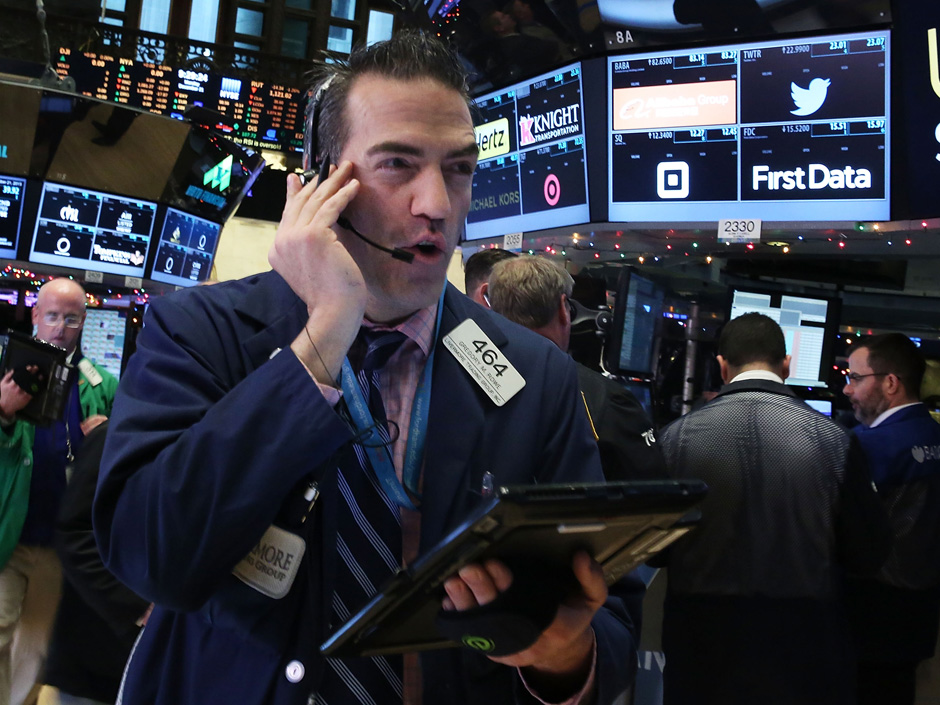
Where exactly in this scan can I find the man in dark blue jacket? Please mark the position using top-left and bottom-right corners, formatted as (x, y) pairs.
(93, 31), (640, 705)
(844, 333), (940, 705)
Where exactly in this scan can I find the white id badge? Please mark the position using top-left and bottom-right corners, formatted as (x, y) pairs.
(443, 319), (525, 406)
(233, 525), (306, 599)
(78, 358), (103, 387)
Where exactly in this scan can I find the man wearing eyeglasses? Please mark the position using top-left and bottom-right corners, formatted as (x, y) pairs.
(843, 333), (940, 705)
(0, 278), (117, 705)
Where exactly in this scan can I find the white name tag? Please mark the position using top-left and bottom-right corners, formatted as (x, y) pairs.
(78, 358), (103, 387)
(443, 319), (525, 407)
(233, 525), (306, 599)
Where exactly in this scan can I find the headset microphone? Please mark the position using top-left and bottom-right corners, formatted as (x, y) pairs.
(297, 170), (415, 264)
(337, 216), (416, 264)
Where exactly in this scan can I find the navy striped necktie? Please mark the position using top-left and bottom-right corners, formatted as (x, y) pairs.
(315, 329), (407, 705)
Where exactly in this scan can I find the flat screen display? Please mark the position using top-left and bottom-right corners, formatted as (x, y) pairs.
(29, 182), (155, 277)
(730, 289), (840, 388)
(162, 126), (265, 223)
(148, 207), (221, 287)
(466, 62), (590, 241)
(608, 29), (890, 222)
(82, 308), (126, 379)
(605, 268), (665, 376)
(0, 175), (27, 260)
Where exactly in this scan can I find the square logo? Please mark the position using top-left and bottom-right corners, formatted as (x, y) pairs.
(656, 161), (690, 199)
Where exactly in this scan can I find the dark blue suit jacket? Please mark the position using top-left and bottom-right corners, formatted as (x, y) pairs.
(848, 404), (940, 660)
(94, 272), (640, 705)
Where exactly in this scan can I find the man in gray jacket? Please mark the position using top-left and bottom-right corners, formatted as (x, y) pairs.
(658, 312), (889, 705)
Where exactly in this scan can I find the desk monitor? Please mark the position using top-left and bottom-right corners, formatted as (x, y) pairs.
(29, 182), (155, 277)
(82, 308), (127, 380)
(729, 288), (842, 388)
(805, 398), (833, 417)
(466, 62), (590, 241)
(148, 207), (221, 287)
(0, 175), (28, 260)
(604, 268), (665, 377)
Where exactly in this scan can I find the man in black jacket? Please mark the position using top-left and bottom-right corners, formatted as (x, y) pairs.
(43, 421), (150, 704)
(464, 249), (518, 309)
(658, 312), (890, 705)
(487, 255), (666, 481)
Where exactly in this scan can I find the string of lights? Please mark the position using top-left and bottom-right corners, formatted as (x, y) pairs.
(0, 265), (151, 306)
(472, 218), (928, 265)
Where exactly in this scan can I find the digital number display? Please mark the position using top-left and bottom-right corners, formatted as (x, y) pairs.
(607, 29), (890, 222)
(466, 63), (590, 241)
(55, 49), (305, 153)
(29, 182), (156, 277)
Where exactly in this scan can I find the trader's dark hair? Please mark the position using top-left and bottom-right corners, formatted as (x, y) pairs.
(303, 30), (471, 172)
(718, 313), (787, 368)
(856, 333), (926, 398)
(464, 249), (518, 295)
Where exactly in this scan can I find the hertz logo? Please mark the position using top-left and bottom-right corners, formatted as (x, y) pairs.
(475, 118), (510, 161)
(204, 154), (233, 192)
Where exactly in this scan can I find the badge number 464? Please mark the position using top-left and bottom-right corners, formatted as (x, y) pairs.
(443, 319), (525, 406)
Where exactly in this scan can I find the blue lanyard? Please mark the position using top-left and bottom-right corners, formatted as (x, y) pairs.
(339, 287), (445, 510)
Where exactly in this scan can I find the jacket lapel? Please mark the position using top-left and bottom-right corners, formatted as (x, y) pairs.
(420, 286), (506, 549)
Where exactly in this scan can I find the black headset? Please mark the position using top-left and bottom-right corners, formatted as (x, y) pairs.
(298, 76), (415, 264)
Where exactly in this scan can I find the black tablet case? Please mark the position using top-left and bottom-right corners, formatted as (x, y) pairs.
(321, 479), (706, 657)
(0, 331), (73, 426)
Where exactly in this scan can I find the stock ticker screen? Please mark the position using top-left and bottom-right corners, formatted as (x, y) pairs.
(149, 207), (221, 287)
(29, 182), (155, 277)
(466, 63), (590, 240)
(608, 29), (890, 222)
(55, 49), (305, 153)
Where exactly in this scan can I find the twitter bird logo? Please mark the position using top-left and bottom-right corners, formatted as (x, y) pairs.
(790, 78), (831, 116)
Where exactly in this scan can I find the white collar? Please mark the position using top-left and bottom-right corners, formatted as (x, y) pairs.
(729, 370), (785, 385)
(868, 402), (922, 428)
